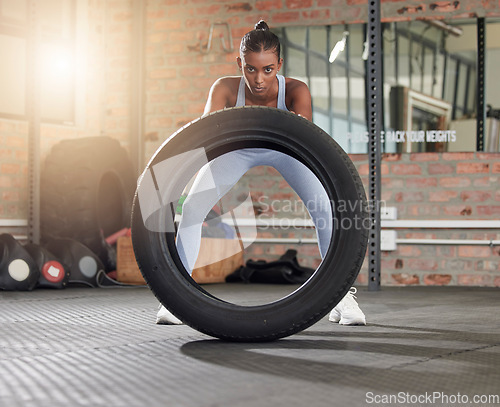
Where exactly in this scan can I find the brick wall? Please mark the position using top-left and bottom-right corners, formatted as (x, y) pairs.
(0, 122), (29, 218)
(355, 152), (500, 287)
(1, 0), (499, 286)
(235, 152), (500, 287)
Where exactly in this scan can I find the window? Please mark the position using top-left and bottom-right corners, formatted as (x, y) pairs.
(0, 0), (76, 124)
(278, 18), (500, 153)
(277, 24), (368, 154)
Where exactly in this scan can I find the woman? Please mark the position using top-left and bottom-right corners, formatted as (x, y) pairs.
(157, 21), (366, 326)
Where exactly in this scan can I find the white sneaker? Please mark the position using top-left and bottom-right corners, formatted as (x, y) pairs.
(156, 304), (183, 325)
(329, 287), (366, 325)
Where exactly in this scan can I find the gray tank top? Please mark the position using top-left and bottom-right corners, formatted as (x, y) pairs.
(235, 75), (289, 111)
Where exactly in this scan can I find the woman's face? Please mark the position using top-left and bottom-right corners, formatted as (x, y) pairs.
(237, 49), (283, 100)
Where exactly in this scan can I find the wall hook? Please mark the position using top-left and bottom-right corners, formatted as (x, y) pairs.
(199, 22), (234, 54)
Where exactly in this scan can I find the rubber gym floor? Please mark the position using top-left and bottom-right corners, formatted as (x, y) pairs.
(1, 284), (499, 407)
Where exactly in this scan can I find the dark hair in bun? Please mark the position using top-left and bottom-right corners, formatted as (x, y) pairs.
(254, 20), (269, 30)
(240, 20), (281, 59)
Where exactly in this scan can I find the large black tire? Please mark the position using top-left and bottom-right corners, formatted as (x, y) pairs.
(41, 137), (136, 269)
(132, 107), (368, 342)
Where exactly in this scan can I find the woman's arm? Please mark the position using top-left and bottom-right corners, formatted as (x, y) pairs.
(286, 79), (313, 121)
(203, 77), (237, 116)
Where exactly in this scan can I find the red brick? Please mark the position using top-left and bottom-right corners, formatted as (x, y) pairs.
(149, 68), (177, 79)
(442, 152), (475, 161)
(180, 66), (207, 77)
(474, 260), (499, 271)
(177, 90), (207, 102)
(209, 64), (238, 76)
(439, 177), (471, 188)
(477, 206), (500, 216)
(473, 176), (491, 187)
(382, 153), (402, 161)
(391, 273), (419, 285)
(436, 246), (457, 257)
(163, 43), (184, 54)
(176, 117), (196, 128)
(184, 18), (211, 29)
(192, 77), (218, 89)
(394, 191), (425, 202)
(391, 163), (422, 175)
(194, 5), (222, 15)
(407, 258), (438, 271)
(169, 31), (197, 43)
(163, 78), (192, 90)
(2, 190), (20, 201)
(0, 149), (11, 160)
(186, 103), (206, 115)
(154, 19), (182, 30)
(495, 276), (500, 287)
(154, 104), (184, 115)
(148, 10), (166, 20)
(271, 11), (300, 23)
(112, 11), (132, 22)
(424, 274), (452, 285)
(0, 176), (11, 187)
(255, 0), (283, 10)
(286, 0), (313, 8)
(476, 153), (500, 160)
(5, 136), (26, 148)
(410, 153), (439, 161)
(442, 205), (472, 216)
(250, 179), (278, 190)
(349, 154), (368, 161)
(1, 163), (21, 174)
(406, 177), (437, 188)
(225, 3), (253, 12)
(355, 273), (368, 284)
(381, 257), (398, 270)
(458, 246), (493, 258)
(492, 162), (500, 173)
(107, 107), (128, 117)
(266, 167), (280, 176)
(397, 246), (422, 257)
(457, 162), (489, 174)
(381, 178), (404, 189)
(148, 117), (173, 128)
(457, 274), (492, 286)
(148, 32), (168, 43)
(460, 191), (492, 202)
(429, 190), (458, 202)
(381, 190), (393, 202)
(301, 9), (331, 19)
(0, 121), (16, 132)
(428, 163), (454, 174)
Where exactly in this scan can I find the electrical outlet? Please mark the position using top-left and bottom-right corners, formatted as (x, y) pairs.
(381, 230), (397, 251)
(381, 206), (398, 220)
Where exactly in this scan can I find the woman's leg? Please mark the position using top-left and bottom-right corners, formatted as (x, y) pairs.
(158, 149), (257, 324)
(175, 149), (258, 273)
(266, 151), (332, 259)
(269, 152), (366, 326)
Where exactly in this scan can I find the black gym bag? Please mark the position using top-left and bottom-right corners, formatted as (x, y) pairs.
(226, 249), (315, 284)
